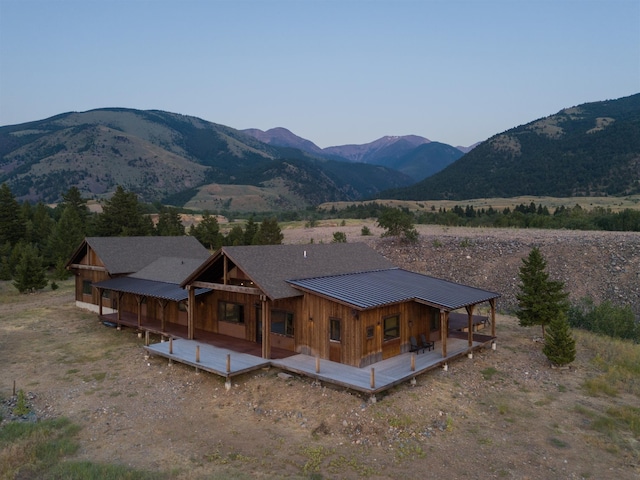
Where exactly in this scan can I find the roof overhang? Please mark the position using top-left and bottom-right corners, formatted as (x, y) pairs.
(93, 277), (210, 302)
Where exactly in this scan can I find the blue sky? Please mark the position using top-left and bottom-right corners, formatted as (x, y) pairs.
(1, 0), (638, 148)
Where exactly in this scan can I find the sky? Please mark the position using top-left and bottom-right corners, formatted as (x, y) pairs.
(0, 1), (638, 149)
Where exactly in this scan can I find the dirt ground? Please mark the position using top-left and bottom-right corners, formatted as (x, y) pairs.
(1, 225), (639, 479)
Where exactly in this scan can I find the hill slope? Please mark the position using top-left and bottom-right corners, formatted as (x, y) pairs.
(383, 93), (640, 200)
(0, 109), (412, 207)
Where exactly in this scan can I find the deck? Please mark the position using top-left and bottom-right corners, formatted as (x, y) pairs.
(104, 311), (495, 396)
(144, 334), (495, 396)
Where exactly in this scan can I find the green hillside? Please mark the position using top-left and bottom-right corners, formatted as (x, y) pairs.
(0, 108), (412, 208)
(383, 93), (640, 200)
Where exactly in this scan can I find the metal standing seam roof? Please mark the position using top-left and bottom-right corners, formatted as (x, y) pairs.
(93, 277), (210, 302)
(287, 268), (501, 310)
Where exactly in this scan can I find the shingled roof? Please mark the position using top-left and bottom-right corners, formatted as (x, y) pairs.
(182, 243), (395, 300)
(67, 236), (210, 275)
(288, 269), (501, 311)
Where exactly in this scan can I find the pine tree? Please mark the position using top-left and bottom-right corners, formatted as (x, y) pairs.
(12, 243), (48, 293)
(253, 217), (283, 245)
(95, 186), (154, 236)
(48, 204), (85, 267)
(543, 313), (576, 366)
(190, 212), (222, 250)
(0, 183), (26, 246)
(156, 206), (185, 236)
(243, 216), (258, 245)
(516, 247), (569, 338)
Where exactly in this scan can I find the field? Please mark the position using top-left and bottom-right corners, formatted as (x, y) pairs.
(319, 194), (640, 213)
(1, 225), (639, 479)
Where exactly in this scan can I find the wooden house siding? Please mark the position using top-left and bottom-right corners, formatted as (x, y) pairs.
(298, 292), (444, 367)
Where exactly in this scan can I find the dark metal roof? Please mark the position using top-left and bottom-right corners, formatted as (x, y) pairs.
(182, 243), (395, 300)
(67, 236), (210, 275)
(287, 268), (501, 311)
(93, 277), (210, 302)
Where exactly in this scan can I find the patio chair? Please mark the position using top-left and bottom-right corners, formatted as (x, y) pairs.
(420, 333), (435, 351)
(410, 336), (423, 354)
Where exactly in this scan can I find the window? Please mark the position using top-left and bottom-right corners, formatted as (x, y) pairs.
(178, 301), (188, 312)
(366, 326), (374, 339)
(431, 311), (439, 331)
(271, 310), (294, 337)
(218, 301), (244, 324)
(383, 315), (400, 341)
(102, 289), (110, 299)
(330, 318), (341, 342)
(82, 280), (92, 295)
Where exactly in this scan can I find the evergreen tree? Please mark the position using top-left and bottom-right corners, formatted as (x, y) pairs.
(156, 207), (185, 236)
(48, 204), (85, 268)
(60, 187), (90, 231)
(95, 186), (154, 236)
(543, 312), (576, 366)
(253, 217), (283, 245)
(0, 183), (26, 246)
(190, 212), (222, 250)
(225, 224), (245, 246)
(516, 247), (569, 338)
(243, 216), (259, 245)
(12, 243), (48, 293)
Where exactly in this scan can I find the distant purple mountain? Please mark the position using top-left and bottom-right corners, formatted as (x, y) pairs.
(242, 128), (474, 181)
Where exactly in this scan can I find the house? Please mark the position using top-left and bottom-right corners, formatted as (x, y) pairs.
(65, 236), (211, 331)
(181, 243), (500, 367)
(67, 239), (500, 373)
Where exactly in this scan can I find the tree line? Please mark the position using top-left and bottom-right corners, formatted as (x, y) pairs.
(320, 201), (640, 232)
(0, 184), (283, 293)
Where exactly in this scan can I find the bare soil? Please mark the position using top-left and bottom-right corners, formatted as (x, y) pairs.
(1, 225), (639, 479)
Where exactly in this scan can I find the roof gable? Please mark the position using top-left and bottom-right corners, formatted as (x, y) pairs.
(183, 243), (395, 300)
(68, 236), (210, 275)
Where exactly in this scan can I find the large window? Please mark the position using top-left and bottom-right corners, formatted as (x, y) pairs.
(330, 317), (341, 342)
(271, 310), (294, 337)
(383, 315), (400, 341)
(82, 280), (92, 295)
(218, 301), (244, 324)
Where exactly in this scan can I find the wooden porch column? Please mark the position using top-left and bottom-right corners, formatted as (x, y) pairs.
(187, 287), (196, 340)
(440, 309), (447, 357)
(490, 298), (497, 337)
(157, 299), (168, 332)
(261, 295), (271, 359)
(135, 295), (143, 329)
(117, 292), (124, 322)
(223, 255), (228, 285)
(98, 288), (103, 316)
(466, 305), (475, 348)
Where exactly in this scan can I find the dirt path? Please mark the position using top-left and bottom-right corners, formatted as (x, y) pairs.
(1, 227), (639, 479)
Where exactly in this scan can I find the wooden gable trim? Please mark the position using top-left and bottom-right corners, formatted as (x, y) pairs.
(68, 264), (108, 272)
(189, 281), (262, 296)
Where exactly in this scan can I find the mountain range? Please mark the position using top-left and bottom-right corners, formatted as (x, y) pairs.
(0, 109), (464, 209)
(384, 93), (640, 200)
(1, 93), (638, 211)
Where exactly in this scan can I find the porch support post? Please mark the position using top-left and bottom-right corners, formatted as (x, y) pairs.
(98, 288), (104, 316)
(439, 309), (447, 357)
(158, 299), (168, 332)
(466, 304), (475, 348)
(490, 298), (497, 337)
(187, 287), (196, 340)
(117, 292), (124, 322)
(261, 295), (271, 359)
(135, 295), (143, 329)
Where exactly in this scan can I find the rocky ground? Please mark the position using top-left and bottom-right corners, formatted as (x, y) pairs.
(1, 224), (639, 479)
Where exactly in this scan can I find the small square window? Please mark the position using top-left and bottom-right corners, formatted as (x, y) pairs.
(366, 326), (374, 339)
